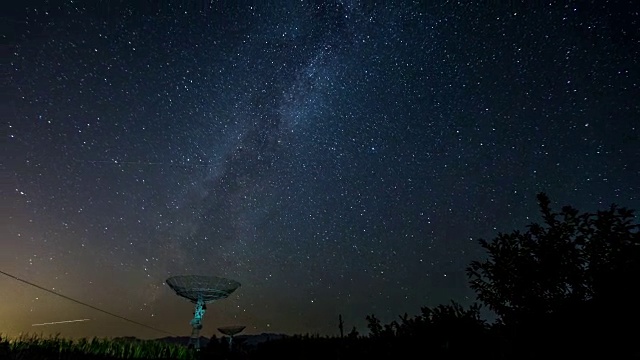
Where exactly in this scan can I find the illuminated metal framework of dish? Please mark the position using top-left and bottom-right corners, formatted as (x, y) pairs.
(166, 275), (241, 350)
(218, 325), (246, 350)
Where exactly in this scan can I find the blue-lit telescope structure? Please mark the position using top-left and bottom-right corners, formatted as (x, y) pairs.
(166, 275), (241, 350)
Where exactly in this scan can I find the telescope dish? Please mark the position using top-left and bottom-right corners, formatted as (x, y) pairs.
(218, 325), (246, 350)
(218, 325), (246, 336)
(166, 275), (241, 350)
(166, 275), (241, 303)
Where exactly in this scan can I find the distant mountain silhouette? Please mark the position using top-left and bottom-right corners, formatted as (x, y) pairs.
(234, 333), (288, 347)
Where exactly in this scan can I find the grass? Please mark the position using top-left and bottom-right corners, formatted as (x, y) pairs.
(0, 333), (197, 360)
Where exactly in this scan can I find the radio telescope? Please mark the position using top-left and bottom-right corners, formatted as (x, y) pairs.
(166, 275), (241, 350)
(218, 325), (246, 350)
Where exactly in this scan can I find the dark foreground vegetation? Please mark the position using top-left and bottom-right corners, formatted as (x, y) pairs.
(3, 193), (639, 359)
(0, 334), (197, 360)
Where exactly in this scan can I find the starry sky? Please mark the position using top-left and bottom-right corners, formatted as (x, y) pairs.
(3, 0), (639, 340)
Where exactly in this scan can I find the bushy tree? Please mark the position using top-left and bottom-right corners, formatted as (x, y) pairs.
(467, 193), (639, 321)
(466, 192), (640, 356)
(365, 314), (384, 337)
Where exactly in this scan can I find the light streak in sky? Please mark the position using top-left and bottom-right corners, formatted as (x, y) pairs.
(32, 319), (91, 326)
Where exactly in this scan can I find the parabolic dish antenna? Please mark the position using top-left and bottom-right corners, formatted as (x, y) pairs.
(218, 325), (246, 350)
(166, 275), (241, 350)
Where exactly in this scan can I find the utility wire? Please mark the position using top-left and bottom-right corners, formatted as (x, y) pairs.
(0, 270), (177, 336)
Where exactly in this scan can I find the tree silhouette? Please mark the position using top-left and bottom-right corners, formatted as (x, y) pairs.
(365, 314), (384, 337)
(347, 326), (359, 339)
(466, 192), (640, 356)
(202, 334), (229, 359)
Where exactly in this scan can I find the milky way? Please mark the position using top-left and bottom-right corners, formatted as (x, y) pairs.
(3, 1), (639, 338)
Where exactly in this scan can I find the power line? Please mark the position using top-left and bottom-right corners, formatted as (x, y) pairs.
(0, 270), (177, 336)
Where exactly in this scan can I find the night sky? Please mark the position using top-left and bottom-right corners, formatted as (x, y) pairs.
(3, 1), (639, 340)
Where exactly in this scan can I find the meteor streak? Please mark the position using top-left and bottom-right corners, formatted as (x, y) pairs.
(32, 319), (91, 326)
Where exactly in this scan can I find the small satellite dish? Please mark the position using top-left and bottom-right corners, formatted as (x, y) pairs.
(218, 325), (246, 350)
(166, 275), (241, 350)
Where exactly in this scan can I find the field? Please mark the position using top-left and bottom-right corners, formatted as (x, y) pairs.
(0, 333), (197, 360)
